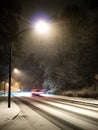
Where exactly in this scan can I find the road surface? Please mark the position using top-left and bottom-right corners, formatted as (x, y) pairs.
(1, 95), (98, 130)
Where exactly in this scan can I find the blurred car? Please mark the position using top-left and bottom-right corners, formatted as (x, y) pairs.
(31, 89), (45, 96)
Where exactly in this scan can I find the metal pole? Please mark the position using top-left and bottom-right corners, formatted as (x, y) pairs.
(8, 28), (32, 108)
(4, 82), (5, 95)
(8, 42), (12, 108)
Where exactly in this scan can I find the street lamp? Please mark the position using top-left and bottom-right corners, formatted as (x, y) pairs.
(34, 20), (50, 34)
(8, 19), (50, 108)
(13, 68), (20, 74)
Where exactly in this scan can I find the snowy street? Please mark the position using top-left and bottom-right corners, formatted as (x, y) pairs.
(0, 94), (98, 130)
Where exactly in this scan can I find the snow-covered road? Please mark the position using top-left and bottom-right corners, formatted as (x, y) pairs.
(0, 95), (98, 130)
(20, 96), (98, 130)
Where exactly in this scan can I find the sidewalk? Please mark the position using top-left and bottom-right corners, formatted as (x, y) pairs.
(0, 96), (20, 128)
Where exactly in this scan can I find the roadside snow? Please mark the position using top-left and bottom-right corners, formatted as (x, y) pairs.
(40, 94), (98, 104)
(0, 96), (61, 130)
(0, 96), (20, 127)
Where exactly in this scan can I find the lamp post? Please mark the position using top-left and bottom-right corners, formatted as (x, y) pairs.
(8, 20), (50, 108)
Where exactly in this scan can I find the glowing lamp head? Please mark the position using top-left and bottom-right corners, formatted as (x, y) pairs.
(35, 20), (50, 34)
(13, 68), (19, 74)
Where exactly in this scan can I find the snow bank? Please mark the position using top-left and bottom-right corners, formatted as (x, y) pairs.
(0, 98), (20, 127)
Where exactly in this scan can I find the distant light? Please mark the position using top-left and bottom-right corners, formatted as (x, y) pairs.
(15, 82), (19, 87)
(2, 81), (5, 84)
(6, 83), (9, 87)
(35, 20), (50, 34)
(13, 68), (19, 74)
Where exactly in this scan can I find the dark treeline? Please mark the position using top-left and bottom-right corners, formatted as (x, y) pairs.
(0, 0), (21, 81)
(0, 0), (98, 93)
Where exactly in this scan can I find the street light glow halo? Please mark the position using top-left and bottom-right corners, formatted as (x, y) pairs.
(34, 20), (50, 34)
